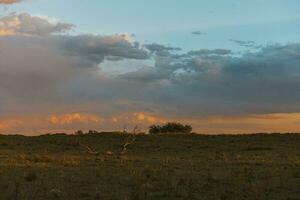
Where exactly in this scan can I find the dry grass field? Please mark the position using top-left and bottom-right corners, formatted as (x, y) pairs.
(0, 133), (299, 200)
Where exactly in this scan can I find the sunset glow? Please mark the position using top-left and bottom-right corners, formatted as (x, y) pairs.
(1, 112), (300, 135)
(1, 0), (300, 134)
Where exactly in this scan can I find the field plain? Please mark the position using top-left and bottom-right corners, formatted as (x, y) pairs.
(0, 133), (299, 200)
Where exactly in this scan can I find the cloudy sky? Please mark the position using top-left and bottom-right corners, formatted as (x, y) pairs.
(1, 0), (300, 135)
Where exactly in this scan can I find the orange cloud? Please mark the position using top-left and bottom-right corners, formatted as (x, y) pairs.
(181, 113), (300, 134)
(0, 13), (74, 36)
(112, 117), (118, 123)
(110, 112), (165, 124)
(0, 0), (22, 4)
(133, 112), (166, 124)
(0, 29), (16, 36)
(48, 113), (101, 125)
(0, 119), (23, 131)
(1, 112), (300, 135)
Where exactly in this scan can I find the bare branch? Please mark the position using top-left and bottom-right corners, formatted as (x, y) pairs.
(78, 142), (100, 156)
(120, 126), (138, 155)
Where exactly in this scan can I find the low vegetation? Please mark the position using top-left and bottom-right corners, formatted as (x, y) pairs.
(149, 122), (193, 134)
(0, 132), (299, 199)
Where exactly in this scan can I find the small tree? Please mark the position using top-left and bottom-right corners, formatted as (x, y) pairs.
(75, 130), (84, 135)
(148, 125), (162, 134)
(149, 122), (192, 134)
(88, 130), (98, 135)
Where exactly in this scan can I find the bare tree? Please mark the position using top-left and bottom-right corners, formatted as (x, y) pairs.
(120, 126), (139, 155)
(77, 126), (139, 157)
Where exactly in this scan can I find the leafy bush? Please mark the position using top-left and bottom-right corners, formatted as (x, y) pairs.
(149, 122), (192, 134)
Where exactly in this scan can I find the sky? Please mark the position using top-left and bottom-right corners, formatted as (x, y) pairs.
(1, 0), (300, 134)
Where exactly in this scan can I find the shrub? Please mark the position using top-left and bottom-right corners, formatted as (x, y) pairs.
(148, 125), (162, 134)
(75, 130), (84, 135)
(149, 122), (192, 134)
(88, 130), (98, 135)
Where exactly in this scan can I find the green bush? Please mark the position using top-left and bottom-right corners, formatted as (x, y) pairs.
(149, 122), (192, 134)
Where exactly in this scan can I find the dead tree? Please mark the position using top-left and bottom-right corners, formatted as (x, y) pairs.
(120, 126), (138, 155)
(77, 126), (138, 157)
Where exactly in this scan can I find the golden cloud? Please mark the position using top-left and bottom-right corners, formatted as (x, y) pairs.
(0, 13), (74, 36)
(0, 0), (22, 4)
(133, 112), (166, 124)
(48, 113), (101, 125)
(0, 119), (23, 131)
(1, 112), (300, 135)
(0, 29), (16, 36)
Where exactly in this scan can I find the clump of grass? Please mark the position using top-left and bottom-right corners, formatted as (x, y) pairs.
(48, 188), (62, 199)
(0, 142), (8, 146)
(17, 154), (54, 164)
(24, 171), (37, 182)
(30, 154), (54, 163)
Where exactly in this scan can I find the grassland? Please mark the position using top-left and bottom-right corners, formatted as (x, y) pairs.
(0, 133), (299, 200)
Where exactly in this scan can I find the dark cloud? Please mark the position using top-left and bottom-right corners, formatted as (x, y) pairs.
(0, 36), (84, 115)
(188, 49), (232, 56)
(145, 43), (181, 52)
(64, 34), (149, 65)
(1, 11), (300, 128)
(119, 43), (300, 117)
(191, 31), (206, 35)
(144, 43), (181, 56)
(230, 39), (261, 49)
(120, 67), (168, 83)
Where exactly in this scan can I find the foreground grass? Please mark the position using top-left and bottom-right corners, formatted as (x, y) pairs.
(0, 133), (300, 200)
